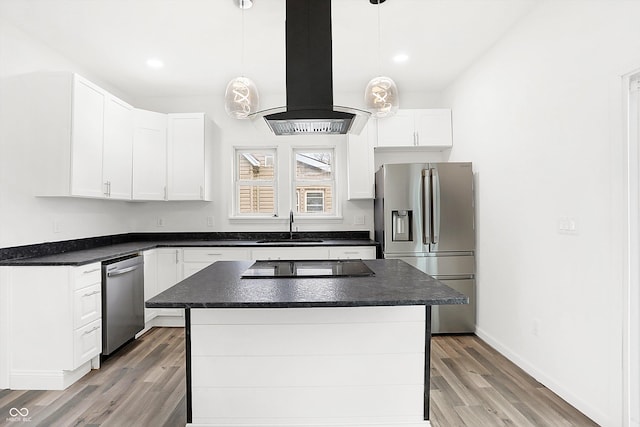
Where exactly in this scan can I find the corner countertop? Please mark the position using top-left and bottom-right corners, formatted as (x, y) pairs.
(145, 259), (468, 309)
(0, 236), (377, 267)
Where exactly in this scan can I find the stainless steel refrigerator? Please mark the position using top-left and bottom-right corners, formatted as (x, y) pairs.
(374, 162), (475, 333)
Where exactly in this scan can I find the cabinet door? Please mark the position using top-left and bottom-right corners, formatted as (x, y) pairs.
(73, 319), (102, 368)
(347, 119), (376, 200)
(143, 250), (159, 322)
(133, 109), (168, 200)
(167, 113), (205, 200)
(74, 283), (101, 328)
(414, 109), (452, 148)
(103, 95), (134, 199)
(376, 110), (415, 147)
(70, 75), (105, 197)
(156, 249), (183, 317)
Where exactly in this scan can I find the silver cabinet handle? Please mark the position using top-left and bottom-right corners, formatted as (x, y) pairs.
(83, 325), (100, 335)
(342, 251), (359, 255)
(83, 290), (100, 297)
(82, 268), (100, 275)
(175, 250), (179, 264)
(207, 253), (223, 256)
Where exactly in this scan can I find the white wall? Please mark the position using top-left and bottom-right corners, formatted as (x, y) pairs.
(443, 2), (640, 425)
(0, 18), (136, 248)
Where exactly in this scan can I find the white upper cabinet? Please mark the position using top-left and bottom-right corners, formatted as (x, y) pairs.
(133, 109), (168, 200)
(103, 95), (134, 200)
(376, 110), (415, 148)
(347, 117), (377, 200)
(69, 76), (106, 198)
(167, 113), (213, 201)
(27, 72), (134, 199)
(414, 109), (453, 148)
(376, 108), (452, 150)
(19, 72), (215, 202)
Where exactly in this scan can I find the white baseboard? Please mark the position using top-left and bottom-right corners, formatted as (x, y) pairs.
(475, 326), (607, 426)
(9, 361), (91, 390)
(144, 315), (185, 329)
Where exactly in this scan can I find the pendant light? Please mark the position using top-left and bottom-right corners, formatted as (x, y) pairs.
(224, 0), (259, 119)
(364, 0), (399, 118)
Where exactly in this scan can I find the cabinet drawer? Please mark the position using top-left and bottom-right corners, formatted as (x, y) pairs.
(73, 263), (101, 290)
(74, 319), (102, 368)
(183, 248), (250, 262)
(74, 283), (102, 328)
(251, 247), (329, 261)
(328, 247), (376, 260)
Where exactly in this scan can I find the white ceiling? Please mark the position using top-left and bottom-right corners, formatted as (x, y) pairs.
(0, 0), (538, 100)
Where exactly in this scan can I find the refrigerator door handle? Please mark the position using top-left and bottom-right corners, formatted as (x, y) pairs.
(422, 169), (431, 245)
(432, 168), (441, 244)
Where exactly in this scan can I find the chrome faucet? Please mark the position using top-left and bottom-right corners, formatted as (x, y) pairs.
(289, 209), (294, 239)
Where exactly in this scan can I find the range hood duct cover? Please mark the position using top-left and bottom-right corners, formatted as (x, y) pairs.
(253, 0), (370, 135)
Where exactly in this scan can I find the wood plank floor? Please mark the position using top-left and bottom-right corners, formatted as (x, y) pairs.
(0, 328), (598, 427)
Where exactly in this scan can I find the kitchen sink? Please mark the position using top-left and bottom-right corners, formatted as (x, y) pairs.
(256, 238), (323, 244)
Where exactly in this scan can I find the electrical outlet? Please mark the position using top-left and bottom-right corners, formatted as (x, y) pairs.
(53, 219), (61, 233)
(206, 216), (214, 227)
(558, 217), (578, 235)
(354, 215), (365, 225)
(532, 318), (540, 336)
(156, 217), (165, 227)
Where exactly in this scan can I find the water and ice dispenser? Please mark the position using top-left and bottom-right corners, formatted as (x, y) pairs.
(392, 210), (413, 241)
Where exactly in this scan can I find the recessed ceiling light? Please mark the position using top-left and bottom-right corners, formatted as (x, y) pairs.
(393, 53), (409, 63)
(146, 58), (164, 69)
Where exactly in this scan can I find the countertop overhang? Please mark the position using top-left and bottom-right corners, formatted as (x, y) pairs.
(145, 259), (468, 309)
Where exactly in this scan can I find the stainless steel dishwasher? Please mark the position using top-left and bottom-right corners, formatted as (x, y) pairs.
(101, 254), (144, 356)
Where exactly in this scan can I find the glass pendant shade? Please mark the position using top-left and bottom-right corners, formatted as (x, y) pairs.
(224, 76), (259, 119)
(364, 76), (399, 118)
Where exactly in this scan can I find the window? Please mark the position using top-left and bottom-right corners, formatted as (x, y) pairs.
(305, 191), (325, 212)
(293, 149), (334, 215)
(235, 149), (276, 215)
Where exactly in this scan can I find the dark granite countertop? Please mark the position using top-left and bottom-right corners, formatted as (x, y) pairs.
(146, 259), (468, 308)
(0, 235), (377, 266)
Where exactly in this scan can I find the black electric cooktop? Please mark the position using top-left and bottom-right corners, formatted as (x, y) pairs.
(241, 259), (375, 278)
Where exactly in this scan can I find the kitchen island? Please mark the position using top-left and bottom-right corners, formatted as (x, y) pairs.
(146, 259), (468, 427)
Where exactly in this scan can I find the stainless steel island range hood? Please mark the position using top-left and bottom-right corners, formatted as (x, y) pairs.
(252, 0), (370, 136)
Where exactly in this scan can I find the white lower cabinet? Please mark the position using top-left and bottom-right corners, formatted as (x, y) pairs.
(0, 263), (102, 390)
(328, 246), (376, 260)
(182, 247), (251, 278)
(251, 247), (329, 260)
(144, 248), (183, 322)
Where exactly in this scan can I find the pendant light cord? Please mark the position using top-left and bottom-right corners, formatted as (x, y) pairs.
(377, 0), (381, 76)
(241, 5), (245, 77)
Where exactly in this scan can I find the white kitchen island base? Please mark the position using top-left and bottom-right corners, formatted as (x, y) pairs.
(188, 306), (430, 426)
